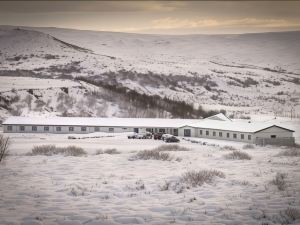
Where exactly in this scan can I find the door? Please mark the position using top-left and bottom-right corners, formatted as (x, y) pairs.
(173, 129), (178, 136)
(134, 128), (139, 133)
(184, 129), (191, 137)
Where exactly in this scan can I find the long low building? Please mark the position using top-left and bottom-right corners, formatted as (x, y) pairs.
(2, 114), (295, 146)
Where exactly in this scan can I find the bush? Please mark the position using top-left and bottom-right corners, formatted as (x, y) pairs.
(221, 145), (236, 151)
(154, 144), (189, 152)
(0, 135), (10, 163)
(272, 172), (287, 191)
(104, 148), (120, 154)
(282, 207), (300, 222)
(243, 144), (255, 149)
(96, 148), (120, 155)
(180, 170), (225, 187)
(278, 148), (300, 157)
(130, 149), (173, 161)
(224, 150), (252, 160)
(31, 145), (86, 156)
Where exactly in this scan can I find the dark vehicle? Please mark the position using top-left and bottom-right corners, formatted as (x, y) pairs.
(154, 132), (164, 140)
(144, 132), (153, 139)
(164, 136), (180, 143)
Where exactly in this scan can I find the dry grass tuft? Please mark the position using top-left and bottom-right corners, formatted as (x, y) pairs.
(104, 148), (120, 154)
(243, 144), (255, 149)
(224, 150), (252, 160)
(154, 144), (189, 152)
(278, 148), (300, 157)
(221, 145), (236, 151)
(180, 170), (225, 187)
(0, 135), (10, 163)
(96, 148), (120, 155)
(31, 145), (86, 156)
(271, 172), (287, 191)
(130, 149), (174, 161)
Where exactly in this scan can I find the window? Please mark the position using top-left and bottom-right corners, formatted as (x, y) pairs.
(200, 130), (203, 135)
(271, 135), (276, 139)
(213, 131), (216, 136)
(227, 133), (230, 138)
(248, 135), (252, 140)
(81, 127), (86, 132)
(69, 127), (74, 132)
(56, 127), (61, 132)
(206, 130), (209, 136)
(241, 134), (244, 139)
(95, 127), (99, 132)
(7, 126), (12, 131)
(219, 132), (222, 137)
(44, 126), (49, 131)
(109, 128), (114, 132)
(146, 128), (152, 132)
(184, 129), (191, 137)
(159, 128), (165, 133)
(32, 126), (37, 131)
(233, 133), (237, 139)
(20, 126), (25, 131)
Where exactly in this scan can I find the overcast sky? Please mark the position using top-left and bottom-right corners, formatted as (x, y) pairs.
(1, 1), (300, 34)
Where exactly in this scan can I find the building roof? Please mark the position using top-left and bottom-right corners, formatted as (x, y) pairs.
(182, 119), (294, 133)
(205, 113), (232, 121)
(2, 116), (200, 128)
(3, 114), (294, 133)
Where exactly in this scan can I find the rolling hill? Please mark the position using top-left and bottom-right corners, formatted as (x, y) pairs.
(0, 26), (299, 120)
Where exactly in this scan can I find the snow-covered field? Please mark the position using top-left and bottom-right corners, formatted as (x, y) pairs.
(0, 129), (299, 225)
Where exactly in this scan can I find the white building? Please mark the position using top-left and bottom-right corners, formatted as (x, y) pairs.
(2, 113), (295, 146)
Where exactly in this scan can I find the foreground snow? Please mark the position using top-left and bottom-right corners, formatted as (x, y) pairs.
(0, 132), (299, 225)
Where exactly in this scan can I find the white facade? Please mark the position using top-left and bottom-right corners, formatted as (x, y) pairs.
(2, 115), (295, 146)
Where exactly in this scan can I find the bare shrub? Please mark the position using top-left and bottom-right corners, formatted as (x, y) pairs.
(180, 170), (225, 187)
(282, 207), (300, 222)
(272, 172), (287, 191)
(224, 150), (252, 160)
(95, 149), (103, 155)
(104, 148), (120, 154)
(154, 144), (189, 152)
(0, 135), (10, 163)
(243, 144), (255, 149)
(278, 148), (300, 157)
(159, 181), (171, 191)
(130, 149), (173, 161)
(31, 145), (86, 156)
(221, 145), (236, 151)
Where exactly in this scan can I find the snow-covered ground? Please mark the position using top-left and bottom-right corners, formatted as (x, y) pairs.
(0, 125), (299, 225)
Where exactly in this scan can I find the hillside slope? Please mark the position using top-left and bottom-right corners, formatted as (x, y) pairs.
(0, 26), (299, 119)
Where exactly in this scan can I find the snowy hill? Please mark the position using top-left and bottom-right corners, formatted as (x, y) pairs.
(0, 26), (299, 119)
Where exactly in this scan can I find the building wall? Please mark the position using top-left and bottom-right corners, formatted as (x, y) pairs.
(3, 124), (293, 146)
(178, 126), (255, 143)
(178, 126), (197, 137)
(254, 126), (293, 139)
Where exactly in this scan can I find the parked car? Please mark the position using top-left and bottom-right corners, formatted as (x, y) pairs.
(144, 132), (153, 139)
(164, 136), (180, 143)
(161, 134), (173, 141)
(154, 132), (164, 140)
(127, 132), (138, 139)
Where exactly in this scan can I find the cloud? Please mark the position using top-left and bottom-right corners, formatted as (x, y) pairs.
(150, 17), (300, 30)
(0, 1), (185, 13)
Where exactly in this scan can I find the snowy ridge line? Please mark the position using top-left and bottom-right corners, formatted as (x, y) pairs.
(209, 61), (300, 76)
